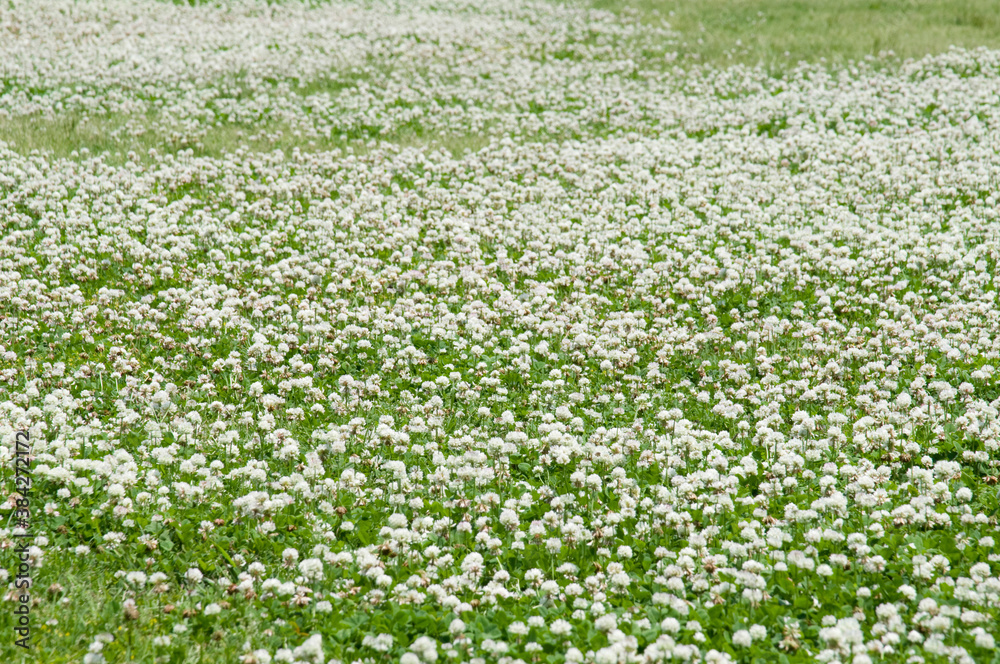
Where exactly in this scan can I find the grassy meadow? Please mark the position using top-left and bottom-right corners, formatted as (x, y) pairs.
(0, 1), (999, 663)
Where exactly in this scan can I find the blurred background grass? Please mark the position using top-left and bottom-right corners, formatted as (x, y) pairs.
(593, 0), (1000, 68)
(6, 0), (1000, 162)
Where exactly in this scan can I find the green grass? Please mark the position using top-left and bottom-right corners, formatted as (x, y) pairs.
(592, 0), (1000, 68)
(0, 112), (493, 164)
(8, 566), (278, 664)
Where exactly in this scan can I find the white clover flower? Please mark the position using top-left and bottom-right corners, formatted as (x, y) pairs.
(550, 619), (572, 636)
(594, 614), (617, 633)
(974, 630), (996, 649)
(125, 571), (147, 587)
(661, 618), (680, 634)
(298, 558), (324, 582)
(292, 634), (324, 664)
(508, 622), (528, 636)
(499, 509), (520, 529)
(460, 552), (484, 576)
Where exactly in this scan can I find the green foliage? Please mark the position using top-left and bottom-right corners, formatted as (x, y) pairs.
(591, 0), (1000, 69)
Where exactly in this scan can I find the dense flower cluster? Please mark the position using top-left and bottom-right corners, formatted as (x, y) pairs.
(1, 1), (1000, 663)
